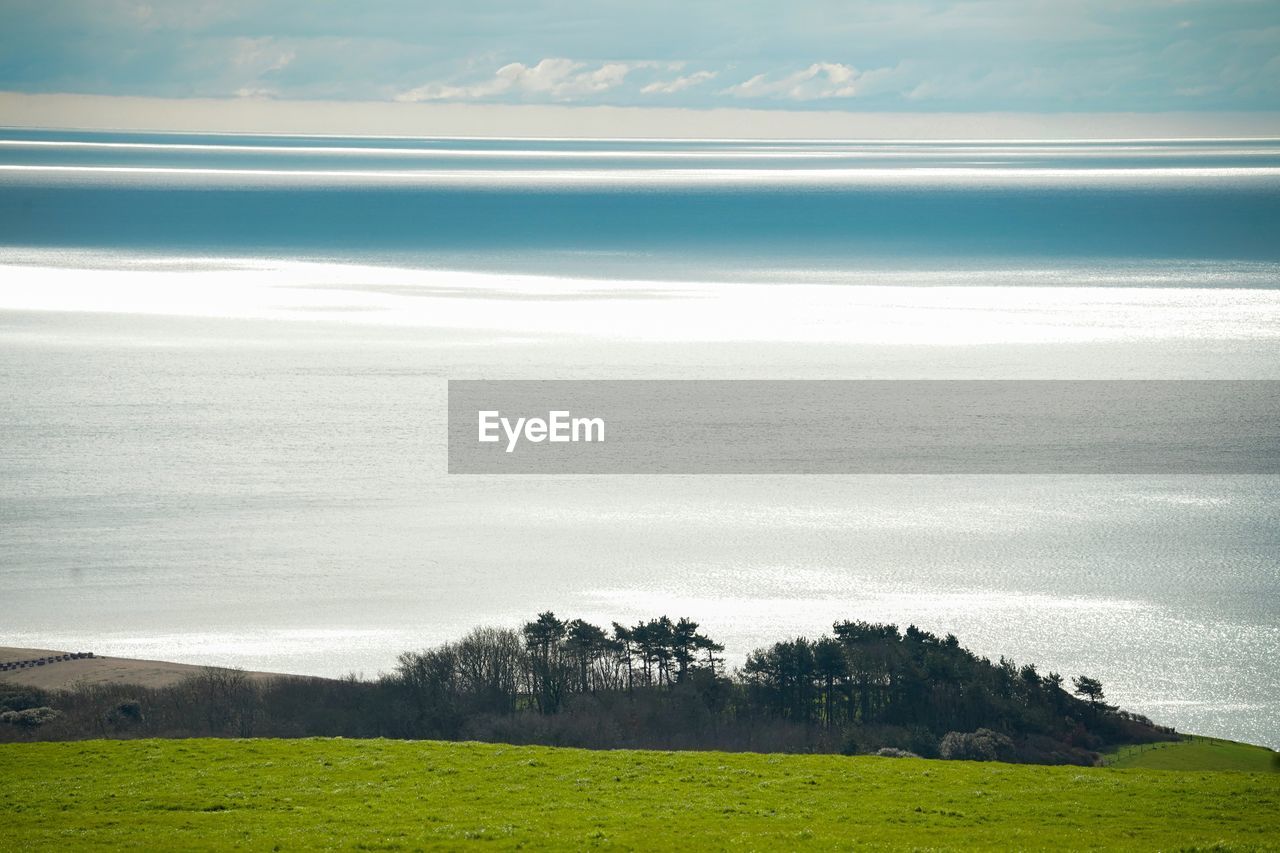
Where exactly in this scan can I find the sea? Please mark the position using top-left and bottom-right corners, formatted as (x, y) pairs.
(0, 130), (1277, 747)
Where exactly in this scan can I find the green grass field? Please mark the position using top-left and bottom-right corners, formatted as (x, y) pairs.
(2, 739), (1277, 851)
(1104, 736), (1279, 773)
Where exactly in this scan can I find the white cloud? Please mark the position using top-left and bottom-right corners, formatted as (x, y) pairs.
(397, 58), (636, 102)
(9, 1), (1280, 111)
(641, 70), (717, 95)
(722, 63), (864, 100)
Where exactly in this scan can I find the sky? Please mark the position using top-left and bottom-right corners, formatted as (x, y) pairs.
(1, 1), (1278, 134)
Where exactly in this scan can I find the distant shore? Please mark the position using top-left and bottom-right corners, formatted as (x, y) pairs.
(0, 646), (316, 691)
(5, 642), (1278, 766)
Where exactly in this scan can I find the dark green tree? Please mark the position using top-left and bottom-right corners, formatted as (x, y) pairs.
(523, 612), (568, 713)
(1072, 675), (1105, 706)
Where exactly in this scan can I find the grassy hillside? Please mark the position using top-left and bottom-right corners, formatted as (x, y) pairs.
(1105, 736), (1279, 773)
(2, 739), (1278, 851)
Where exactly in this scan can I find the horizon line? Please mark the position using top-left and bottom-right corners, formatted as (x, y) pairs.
(5, 127), (1280, 145)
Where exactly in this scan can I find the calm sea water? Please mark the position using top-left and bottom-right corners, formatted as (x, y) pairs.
(1, 131), (1277, 746)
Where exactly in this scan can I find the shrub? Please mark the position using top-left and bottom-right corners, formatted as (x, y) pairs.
(875, 747), (920, 758)
(939, 728), (1016, 762)
(841, 725), (939, 758)
(0, 691), (46, 713)
(0, 707), (62, 728)
(107, 700), (144, 727)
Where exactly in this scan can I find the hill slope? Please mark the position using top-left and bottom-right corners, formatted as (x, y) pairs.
(1106, 736), (1278, 772)
(2, 739), (1277, 850)
(0, 647), (311, 690)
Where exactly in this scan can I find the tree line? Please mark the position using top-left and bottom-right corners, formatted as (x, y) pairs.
(0, 613), (1175, 764)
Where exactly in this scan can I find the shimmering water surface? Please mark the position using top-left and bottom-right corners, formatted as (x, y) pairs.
(1, 132), (1277, 746)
